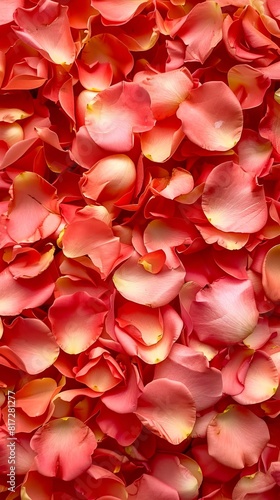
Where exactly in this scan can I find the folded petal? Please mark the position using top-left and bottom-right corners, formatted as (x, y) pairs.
(113, 253), (185, 307)
(207, 405), (270, 469)
(30, 417), (97, 480)
(13, 0), (76, 65)
(202, 162), (267, 233)
(91, 0), (148, 24)
(96, 406), (142, 446)
(172, 1), (223, 63)
(177, 82), (243, 151)
(85, 82), (155, 151)
(228, 64), (271, 109)
(135, 379), (196, 444)
(262, 244), (280, 302)
(61, 217), (121, 279)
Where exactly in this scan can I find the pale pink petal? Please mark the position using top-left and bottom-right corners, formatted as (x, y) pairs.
(7, 172), (61, 243)
(233, 351), (279, 404)
(101, 358), (142, 413)
(190, 277), (259, 347)
(30, 417), (97, 480)
(141, 115), (185, 163)
(228, 64), (271, 109)
(134, 68), (193, 120)
(260, 95), (280, 153)
(171, 1), (223, 63)
(96, 406), (142, 445)
(177, 82), (243, 151)
(196, 224), (249, 250)
(91, 0), (148, 24)
(48, 292), (107, 354)
(5, 243), (55, 279)
(0, 0), (24, 24)
(262, 244), (280, 302)
(151, 454), (202, 500)
(115, 304), (182, 364)
(13, 0), (76, 65)
(0, 266), (55, 316)
(154, 344), (223, 411)
(127, 474), (179, 500)
(135, 379), (196, 444)
(207, 405), (270, 469)
(151, 167), (194, 200)
(202, 162), (267, 233)
(85, 82), (155, 151)
(113, 253), (185, 307)
(15, 378), (58, 417)
(80, 154), (136, 212)
(236, 129), (273, 177)
(3, 317), (59, 374)
(232, 472), (276, 500)
(61, 217), (121, 279)
(81, 33), (134, 82)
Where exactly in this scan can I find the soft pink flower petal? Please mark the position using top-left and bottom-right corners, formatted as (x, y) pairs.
(113, 253), (185, 307)
(85, 82), (155, 151)
(190, 277), (259, 347)
(260, 94), (280, 153)
(13, 0), (76, 65)
(7, 172), (61, 243)
(134, 68), (193, 120)
(151, 454), (202, 500)
(141, 115), (185, 163)
(177, 82), (243, 151)
(228, 64), (271, 109)
(232, 472), (276, 500)
(154, 344), (223, 411)
(207, 405), (270, 469)
(262, 244), (280, 302)
(127, 474), (179, 500)
(115, 303), (183, 364)
(0, 266), (55, 316)
(96, 406), (142, 446)
(4, 243), (55, 279)
(91, 0), (148, 24)
(171, 1), (223, 63)
(15, 378), (59, 417)
(101, 358), (142, 413)
(135, 379), (196, 444)
(48, 292), (107, 354)
(236, 129), (273, 177)
(30, 417), (97, 480)
(61, 217), (121, 279)
(2, 317), (59, 374)
(202, 162), (267, 233)
(151, 167), (194, 200)
(81, 33), (134, 82)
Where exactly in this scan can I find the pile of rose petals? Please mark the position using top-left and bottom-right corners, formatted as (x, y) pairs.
(1, 0), (280, 498)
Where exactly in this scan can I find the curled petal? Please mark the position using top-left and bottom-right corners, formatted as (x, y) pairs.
(262, 244), (280, 302)
(91, 0), (148, 24)
(30, 417), (97, 480)
(113, 253), (185, 307)
(13, 0), (76, 65)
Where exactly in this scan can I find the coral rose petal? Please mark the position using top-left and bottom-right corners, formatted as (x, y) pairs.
(85, 82), (154, 151)
(135, 379), (196, 444)
(207, 405), (270, 469)
(177, 82), (243, 151)
(202, 162), (267, 233)
(190, 277), (259, 347)
(113, 253), (185, 307)
(30, 417), (97, 480)
(262, 244), (280, 302)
